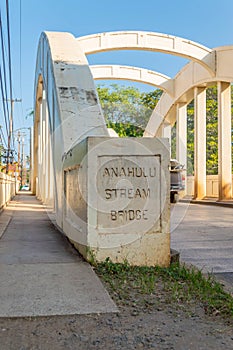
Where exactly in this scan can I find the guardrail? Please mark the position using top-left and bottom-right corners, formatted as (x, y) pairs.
(0, 173), (19, 210)
(186, 175), (233, 197)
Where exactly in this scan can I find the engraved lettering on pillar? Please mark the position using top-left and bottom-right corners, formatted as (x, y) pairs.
(97, 155), (161, 234)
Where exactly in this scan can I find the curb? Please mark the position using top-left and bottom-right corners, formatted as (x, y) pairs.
(180, 198), (233, 208)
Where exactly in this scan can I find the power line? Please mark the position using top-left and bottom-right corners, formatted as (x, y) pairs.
(0, 9), (10, 134)
(5, 0), (13, 104)
(5, 0), (14, 172)
(0, 66), (9, 135)
(5, 0), (13, 131)
(19, 0), (24, 127)
(19, 0), (22, 98)
(0, 125), (7, 148)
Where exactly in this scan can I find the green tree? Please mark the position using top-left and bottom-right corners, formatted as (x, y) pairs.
(140, 89), (163, 110)
(97, 84), (158, 136)
(97, 83), (233, 174)
(187, 100), (194, 175)
(206, 86), (218, 175)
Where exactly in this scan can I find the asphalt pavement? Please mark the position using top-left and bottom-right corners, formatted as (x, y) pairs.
(171, 200), (233, 294)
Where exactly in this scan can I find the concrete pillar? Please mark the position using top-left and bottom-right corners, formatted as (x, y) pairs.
(194, 87), (206, 199)
(176, 103), (187, 193)
(176, 103), (187, 167)
(162, 122), (171, 156)
(45, 106), (49, 203)
(41, 90), (47, 203)
(218, 82), (232, 200)
(32, 105), (39, 195)
(37, 102), (42, 199)
(48, 136), (54, 208)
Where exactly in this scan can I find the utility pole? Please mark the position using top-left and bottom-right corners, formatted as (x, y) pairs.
(21, 137), (24, 186)
(17, 131), (20, 169)
(5, 98), (22, 174)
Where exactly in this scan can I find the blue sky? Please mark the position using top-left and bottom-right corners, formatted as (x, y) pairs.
(2, 0), (233, 152)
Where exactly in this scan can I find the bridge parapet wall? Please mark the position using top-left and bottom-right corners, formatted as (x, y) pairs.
(187, 175), (233, 198)
(0, 173), (18, 210)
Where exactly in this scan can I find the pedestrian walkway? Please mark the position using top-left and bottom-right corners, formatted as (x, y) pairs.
(0, 193), (117, 317)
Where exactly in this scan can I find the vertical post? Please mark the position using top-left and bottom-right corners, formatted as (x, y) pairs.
(162, 122), (171, 156)
(194, 87), (206, 199)
(176, 103), (187, 194)
(21, 138), (24, 187)
(28, 127), (32, 190)
(176, 103), (187, 167)
(17, 131), (21, 183)
(5, 99), (21, 174)
(218, 82), (232, 200)
(6, 100), (14, 174)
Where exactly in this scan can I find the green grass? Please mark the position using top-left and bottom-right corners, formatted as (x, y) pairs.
(95, 258), (233, 319)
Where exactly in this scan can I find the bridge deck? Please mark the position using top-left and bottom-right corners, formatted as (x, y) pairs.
(171, 202), (233, 294)
(0, 193), (117, 317)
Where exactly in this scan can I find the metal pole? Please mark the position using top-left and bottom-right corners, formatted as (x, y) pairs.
(6, 100), (13, 174)
(5, 98), (22, 174)
(17, 131), (21, 182)
(29, 127), (32, 188)
(21, 139), (24, 187)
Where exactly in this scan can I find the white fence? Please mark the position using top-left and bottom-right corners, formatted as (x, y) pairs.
(186, 175), (232, 197)
(0, 173), (19, 210)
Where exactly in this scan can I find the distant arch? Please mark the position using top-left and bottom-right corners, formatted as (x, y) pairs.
(77, 31), (215, 76)
(90, 64), (173, 96)
(144, 46), (233, 136)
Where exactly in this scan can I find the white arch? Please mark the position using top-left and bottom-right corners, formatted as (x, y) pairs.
(34, 32), (107, 149)
(77, 31), (215, 76)
(33, 31), (108, 225)
(144, 45), (233, 136)
(90, 64), (174, 95)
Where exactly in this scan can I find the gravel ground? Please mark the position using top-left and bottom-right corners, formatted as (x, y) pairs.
(0, 284), (232, 350)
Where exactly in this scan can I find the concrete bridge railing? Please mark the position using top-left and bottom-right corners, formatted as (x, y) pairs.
(186, 175), (233, 198)
(0, 173), (19, 211)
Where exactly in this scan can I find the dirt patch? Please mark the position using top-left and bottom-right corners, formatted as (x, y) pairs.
(0, 305), (232, 349)
(0, 263), (233, 350)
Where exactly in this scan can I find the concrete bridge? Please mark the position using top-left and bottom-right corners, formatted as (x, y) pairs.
(0, 30), (233, 269)
(0, 30), (233, 319)
(27, 30), (233, 265)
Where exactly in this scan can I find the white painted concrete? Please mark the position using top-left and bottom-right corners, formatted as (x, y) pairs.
(90, 64), (173, 95)
(194, 87), (206, 199)
(33, 29), (233, 269)
(217, 82), (232, 199)
(62, 137), (170, 266)
(0, 173), (18, 211)
(77, 31), (215, 74)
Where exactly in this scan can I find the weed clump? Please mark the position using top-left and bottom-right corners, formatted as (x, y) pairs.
(95, 258), (233, 319)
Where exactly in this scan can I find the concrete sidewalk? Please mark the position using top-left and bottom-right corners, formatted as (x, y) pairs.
(0, 193), (118, 317)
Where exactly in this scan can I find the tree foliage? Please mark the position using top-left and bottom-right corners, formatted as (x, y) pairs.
(97, 83), (233, 175)
(97, 84), (156, 135)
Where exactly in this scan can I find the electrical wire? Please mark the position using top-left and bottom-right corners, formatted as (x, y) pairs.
(6, 0), (13, 104)
(5, 0), (13, 151)
(19, 0), (24, 128)
(0, 9), (10, 134)
(19, 0), (22, 99)
(0, 65), (9, 135)
(0, 125), (7, 148)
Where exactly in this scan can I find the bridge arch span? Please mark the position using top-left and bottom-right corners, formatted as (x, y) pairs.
(77, 31), (215, 76)
(90, 64), (173, 96)
(144, 46), (233, 135)
(33, 31), (108, 225)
